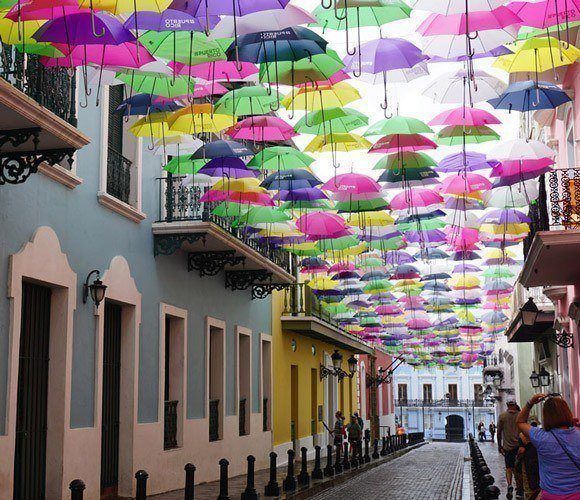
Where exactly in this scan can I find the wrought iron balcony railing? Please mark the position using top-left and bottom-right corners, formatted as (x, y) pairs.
(163, 400), (178, 450)
(0, 42), (77, 127)
(239, 398), (247, 436)
(156, 174), (292, 274)
(107, 147), (133, 205)
(394, 399), (494, 408)
(524, 169), (580, 256)
(262, 397), (269, 432)
(209, 398), (220, 442)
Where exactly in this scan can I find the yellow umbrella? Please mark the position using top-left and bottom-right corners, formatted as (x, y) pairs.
(283, 242), (320, 255)
(78, 0), (171, 14)
(304, 133), (372, 153)
(0, 18), (44, 45)
(168, 103), (234, 135)
(282, 82), (360, 111)
(307, 277), (337, 290)
(484, 248), (516, 259)
(327, 242), (367, 257)
(448, 275), (480, 290)
(494, 37), (580, 73)
(480, 222), (530, 235)
(345, 211), (394, 228)
(211, 177), (264, 193)
(129, 112), (181, 138)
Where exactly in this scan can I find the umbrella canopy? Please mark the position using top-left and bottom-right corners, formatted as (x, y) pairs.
(488, 80), (572, 111)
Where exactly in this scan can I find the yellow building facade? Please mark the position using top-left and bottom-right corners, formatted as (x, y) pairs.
(270, 290), (374, 455)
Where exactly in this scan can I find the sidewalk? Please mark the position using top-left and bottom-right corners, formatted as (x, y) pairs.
(477, 441), (508, 496)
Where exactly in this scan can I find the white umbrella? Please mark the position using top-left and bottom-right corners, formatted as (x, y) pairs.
(421, 26), (519, 58)
(152, 137), (203, 156)
(422, 69), (507, 103)
(409, 0), (505, 15)
(483, 181), (540, 208)
(489, 139), (555, 160)
(209, 5), (316, 39)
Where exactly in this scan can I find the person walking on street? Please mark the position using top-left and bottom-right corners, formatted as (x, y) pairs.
(490, 421), (497, 443)
(517, 425), (540, 500)
(332, 411), (346, 448)
(347, 415), (363, 461)
(354, 412), (364, 431)
(498, 400), (524, 499)
(517, 393), (580, 500)
(478, 421), (487, 441)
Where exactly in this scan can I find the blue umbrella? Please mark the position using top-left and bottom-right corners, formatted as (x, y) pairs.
(115, 93), (183, 116)
(228, 27), (328, 63)
(261, 169), (321, 190)
(190, 140), (254, 159)
(488, 80), (571, 112)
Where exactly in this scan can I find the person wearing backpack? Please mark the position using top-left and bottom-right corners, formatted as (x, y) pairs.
(516, 393), (580, 500)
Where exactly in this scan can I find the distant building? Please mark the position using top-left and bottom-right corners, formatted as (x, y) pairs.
(394, 365), (495, 441)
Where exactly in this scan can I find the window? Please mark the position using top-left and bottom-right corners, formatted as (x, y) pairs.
(107, 85), (132, 204)
(474, 384), (483, 403)
(237, 327), (251, 437)
(261, 336), (272, 432)
(422, 384), (433, 402)
(448, 384), (458, 402)
(397, 384), (408, 402)
(207, 320), (225, 441)
(566, 110), (576, 169)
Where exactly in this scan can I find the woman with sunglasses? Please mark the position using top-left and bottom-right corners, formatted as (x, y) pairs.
(516, 393), (580, 500)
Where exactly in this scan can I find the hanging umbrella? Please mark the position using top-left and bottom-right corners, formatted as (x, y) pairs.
(322, 173), (381, 194)
(304, 133), (371, 153)
(191, 140), (254, 159)
(43, 42), (155, 69)
(259, 50), (344, 86)
(247, 146), (314, 171)
(429, 107), (501, 126)
(78, 0), (171, 14)
(115, 93), (183, 116)
(170, 60), (257, 80)
(417, 7), (522, 36)
(409, 0), (505, 15)
(296, 212), (349, 238)
(439, 173), (492, 195)
(423, 69), (507, 103)
(123, 9), (217, 32)
(117, 72), (196, 98)
(225, 116), (297, 141)
(294, 108), (368, 135)
(435, 125), (500, 145)
(507, 0), (580, 29)
(436, 151), (499, 172)
(365, 115), (433, 137)
(488, 80), (572, 111)
(6, 2), (86, 21)
(490, 139), (555, 160)
(215, 86), (281, 115)
(369, 134), (438, 153)
(198, 157), (258, 179)
(282, 82), (361, 110)
(261, 169), (321, 190)
(390, 189), (443, 210)
(373, 152), (437, 170)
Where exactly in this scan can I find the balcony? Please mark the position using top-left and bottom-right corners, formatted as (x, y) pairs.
(394, 399), (494, 408)
(152, 175), (294, 291)
(0, 43), (89, 185)
(506, 283), (556, 343)
(521, 168), (580, 287)
(280, 284), (374, 355)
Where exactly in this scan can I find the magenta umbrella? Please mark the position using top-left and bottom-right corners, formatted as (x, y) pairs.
(369, 134), (438, 154)
(225, 116), (297, 142)
(429, 107), (501, 126)
(417, 6), (522, 35)
(6, 2), (88, 21)
(390, 189), (443, 210)
(41, 42), (154, 69)
(191, 81), (228, 98)
(295, 212), (348, 238)
(168, 60), (258, 81)
(321, 173), (381, 194)
(507, 0), (580, 29)
(439, 173), (492, 195)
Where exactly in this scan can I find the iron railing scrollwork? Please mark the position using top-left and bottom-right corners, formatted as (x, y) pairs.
(163, 400), (178, 450)
(239, 398), (247, 436)
(394, 398), (494, 408)
(263, 397), (269, 432)
(209, 399), (220, 442)
(107, 147), (133, 204)
(0, 42), (77, 127)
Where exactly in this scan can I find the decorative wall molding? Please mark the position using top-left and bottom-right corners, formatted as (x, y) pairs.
(97, 191), (146, 223)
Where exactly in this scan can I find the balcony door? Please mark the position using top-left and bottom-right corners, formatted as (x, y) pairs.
(13, 282), (52, 500)
(101, 301), (122, 496)
(422, 384), (433, 403)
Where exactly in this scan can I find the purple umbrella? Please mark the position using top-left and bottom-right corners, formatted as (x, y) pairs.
(480, 208), (531, 225)
(33, 11), (135, 45)
(275, 187), (328, 202)
(343, 37), (427, 116)
(384, 250), (416, 265)
(453, 263), (482, 273)
(405, 229), (447, 243)
(428, 45), (512, 63)
(197, 157), (258, 178)
(124, 9), (219, 32)
(436, 151), (499, 173)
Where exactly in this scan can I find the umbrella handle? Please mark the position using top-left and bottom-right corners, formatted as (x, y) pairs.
(321, 0), (332, 9)
(89, 1), (106, 38)
(334, 0), (348, 20)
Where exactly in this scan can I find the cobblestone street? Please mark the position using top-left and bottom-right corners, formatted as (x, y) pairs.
(311, 442), (465, 500)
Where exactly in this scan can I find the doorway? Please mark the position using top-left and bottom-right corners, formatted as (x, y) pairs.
(290, 365), (298, 442)
(445, 415), (465, 441)
(101, 301), (122, 496)
(13, 282), (52, 500)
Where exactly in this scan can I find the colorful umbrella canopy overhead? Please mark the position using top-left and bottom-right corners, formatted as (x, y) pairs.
(9, 0), (562, 369)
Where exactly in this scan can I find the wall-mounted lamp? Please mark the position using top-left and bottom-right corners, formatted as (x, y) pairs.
(83, 270), (107, 308)
(521, 297), (539, 327)
(367, 366), (394, 387)
(530, 367), (551, 388)
(529, 370), (540, 388)
(320, 350), (357, 380)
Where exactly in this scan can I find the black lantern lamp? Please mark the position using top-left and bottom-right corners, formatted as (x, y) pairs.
(347, 354), (357, 375)
(539, 366), (551, 387)
(529, 370), (540, 388)
(321, 350), (356, 380)
(493, 374), (502, 388)
(83, 270), (107, 308)
(331, 350), (343, 370)
(521, 297), (539, 327)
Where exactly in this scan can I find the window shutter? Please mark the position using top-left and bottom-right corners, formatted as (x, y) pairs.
(108, 84), (124, 154)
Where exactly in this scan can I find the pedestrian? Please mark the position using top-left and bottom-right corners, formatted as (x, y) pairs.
(354, 411), (364, 431)
(516, 393), (580, 499)
(347, 415), (363, 461)
(332, 411), (346, 448)
(489, 421), (497, 443)
(498, 399), (524, 500)
(478, 421), (486, 442)
(517, 425), (540, 500)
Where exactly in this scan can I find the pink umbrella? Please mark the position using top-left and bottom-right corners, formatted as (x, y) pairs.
(390, 189), (443, 210)
(490, 158), (554, 177)
(376, 305), (403, 315)
(328, 262), (355, 272)
(200, 191), (275, 206)
(418, 6), (522, 35)
(296, 212), (348, 238)
(169, 60), (258, 81)
(439, 173), (492, 195)
(507, 0), (580, 29)
(332, 191), (385, 202)
(406, 318), (432, 329)
(41, 42), (155, 68)
(445, 227), (480, 248)
(369, 134), (438, 154)
(191, 81), (228, 98)
(321, 173), (381, 194)
(429, 107), (501, 126)
(6, 1), (87, 21)
(225, 116), (297, 142)
(295, 70), (350, 87)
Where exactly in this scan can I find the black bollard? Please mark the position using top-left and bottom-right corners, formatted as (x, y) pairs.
(334, 443), (343, 474)
(363, 431), (371, 463)
(485, 485), (501, 500)
(372, 438), (380, 460)
(297, 447), (310, 487)
(323, 444), (335, 477)
(312, 445), (323, 480)
(264, 452), (281, 497)
(282, 449), (297, 492)
(218, 459), (230, 500)
(135, 470), (148, 500)
(350, 442), (359, 469)
(69, 480), (85, 500)
(380, 436), (387, 456)
(184, 463), (196, 500)
(342, 442), (351, 471)
(241, 455), (258, 500)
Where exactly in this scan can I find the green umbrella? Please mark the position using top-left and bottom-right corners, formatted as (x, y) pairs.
(363, 280), (393, 292)
(316, 235), (360, 252)
(279, 199), (334, 211)
(294, 107), (369, 135)
(396, 218), (446, 232)
(335, 198), (389, 213)
(214, 86), (281, 115)
(116, 72), (196, 98)
(163, 155), (208, 174)
(517, 22), (580, 40)
(368, 236), (405, 251)
(232, 206), (292, 227)
(211, 202), (251, 218)
(482, 268), (514, 278)
(139, 30), (231, 65)
(259, 50), (344, 86)
(360, 257), (384, 268)
(436, 125), (500, 146)
(248, 146), (315, 171)
(323, 303), (352, 315)
(378, 166), (439, 184)
(365, 116), (433, 136)
(311, 2), (411, 31)
(15, 42), (65, 58)
(373, 152), (437, 170)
